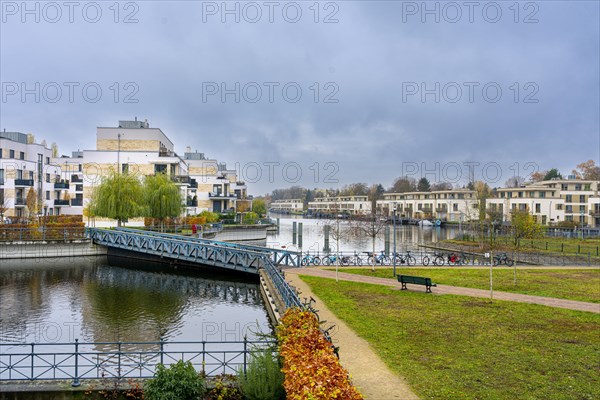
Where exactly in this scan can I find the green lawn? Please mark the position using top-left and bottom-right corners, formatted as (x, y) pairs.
(330, 268), (600, 303)
(301, 275), (600, 400)
(445, 236), (600, 256)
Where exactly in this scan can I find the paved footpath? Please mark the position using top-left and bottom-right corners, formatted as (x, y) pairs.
(286, 274), (420, 400)
(285, 268), (600, 314)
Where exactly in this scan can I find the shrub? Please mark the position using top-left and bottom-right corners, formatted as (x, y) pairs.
(145, 360), (205, 400)
(197, 211), (220, 223)
(242, 212), (259, 225)
(204, 374), (243, 400)
(237, 349), (285, 400)
(277, 309), (363, 400)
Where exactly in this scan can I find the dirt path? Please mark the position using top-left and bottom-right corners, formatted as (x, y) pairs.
(285, 268), (600, 314)
(286, 274), (420, 400)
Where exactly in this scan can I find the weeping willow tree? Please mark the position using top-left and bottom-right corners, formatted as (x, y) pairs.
(143, 173), (183, 232)
(94, 170), (143, 227)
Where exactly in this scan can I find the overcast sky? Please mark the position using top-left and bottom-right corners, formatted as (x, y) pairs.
(1, 0), (599, 194)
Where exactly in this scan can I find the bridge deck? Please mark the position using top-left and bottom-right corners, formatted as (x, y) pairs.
(87, 228), (300, 275)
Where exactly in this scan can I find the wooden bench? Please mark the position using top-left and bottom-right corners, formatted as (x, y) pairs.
(397, 275), (437, 293)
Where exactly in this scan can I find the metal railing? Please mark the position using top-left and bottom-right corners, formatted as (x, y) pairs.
(0, 227), (86, 242)
(263, 259), (302, 309)
(0, 339), (274, 385)
(110, 227), (301, 268)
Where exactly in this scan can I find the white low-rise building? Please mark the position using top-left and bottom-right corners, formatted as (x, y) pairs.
(487, 179), (599, 227)
(269, 199), (304, 213)
(0, 131), (65, 219)
(377, 189), (479, 221)
(308, 196), (371, 215)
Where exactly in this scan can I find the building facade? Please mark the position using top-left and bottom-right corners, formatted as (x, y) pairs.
(0, 131), (66, 220)
(376, 189), (479, 222)
(487, 179), (599, 227)
(1, 119), (251, 225)
(269, 199), (304, 213)
(308, 196), (371, 215)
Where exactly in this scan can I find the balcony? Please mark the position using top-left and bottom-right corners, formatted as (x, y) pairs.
(436, 207), (448, 212)
(172, 175), (191, 185)
(54, 200), (70, 206)
(15, 198), (26, 206)
(209, 193), (237, 200)
(54, 182), (70, 189)
(186, 200), (198, 207)
(15, 179), (34, 186)
(71, 175), (83, 183)
(71, 199), (83, 206)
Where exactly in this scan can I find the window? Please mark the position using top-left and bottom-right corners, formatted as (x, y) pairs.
(78, 164), (82, 172)
(154, 164), (167, 174)
(579, 195), (586, 203)
(19, 151), (24, 160)
(46, 191), (50, 200)
(46, 173), (50, 183)
(9, 149), (15, 158)
(0, 148), (2, 158)
(584, 184), (591, 191)
(542, 215), (547, 225)
(122, 163), (129, 174)
(566, 205), (573, 213)
(0, 169), (4, 185)
(575, 184), (581, 191)
(539, 191), (545, 198)
(518, 192), (524, 198)
(76, 185), (83, 192)
(556, 204), (563, 210)
(565, 195), (572, 203)
(535, 203), (541, 213)
(16, 169), (23, 180)
(519, 204), (527, 211)
(45, 157), (50, 164)
(507, 192), (513, 198)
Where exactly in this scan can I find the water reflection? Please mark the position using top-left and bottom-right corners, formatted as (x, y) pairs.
(0, 257), (270, 346)
(267, 216), (462, 253)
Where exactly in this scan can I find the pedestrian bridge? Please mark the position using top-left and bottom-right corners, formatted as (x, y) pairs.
(86, 227), (300, 275)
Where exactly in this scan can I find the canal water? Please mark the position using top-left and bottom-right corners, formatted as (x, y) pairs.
(0, 256), (271, 346)
(267, 215), (463, 254)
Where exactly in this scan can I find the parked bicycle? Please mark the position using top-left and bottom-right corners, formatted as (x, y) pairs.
(391, 251), (416, 265)
(351, 251), (364, 266)
(301, 253), (321, 266)
(422, 252), (445, 266)
(322, 324), (340, 359)
(322, 254), (350, 266)
(493, 252), (514, 266)
(447, 252), (468, 266)
(367, 250), (391, 265)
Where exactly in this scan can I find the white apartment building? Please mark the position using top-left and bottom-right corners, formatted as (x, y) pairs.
(0, 131), (66, 219)
(308, 196), (371, 215)
(377, 189), (480, 221)
(487, 179), (599, 227)
(269, 199), (304, 213)
(184, 153), (247, 214)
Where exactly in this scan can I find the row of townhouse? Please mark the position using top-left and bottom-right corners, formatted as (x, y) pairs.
(377, 189), (480, 222)
(269, 199), (304, 213)
(0, 119), (249, 223)
(307, 196), (372, 215)
(276, 180), (600, 228)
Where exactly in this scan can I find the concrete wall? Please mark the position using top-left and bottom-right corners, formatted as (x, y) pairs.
(0, 241), (107, 260)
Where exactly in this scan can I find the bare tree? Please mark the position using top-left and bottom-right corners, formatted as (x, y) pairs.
(504, 176), (525, 188)
(350, 214), (388, 272)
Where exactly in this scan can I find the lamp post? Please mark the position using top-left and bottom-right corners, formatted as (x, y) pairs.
(393, 206), (397, 277)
